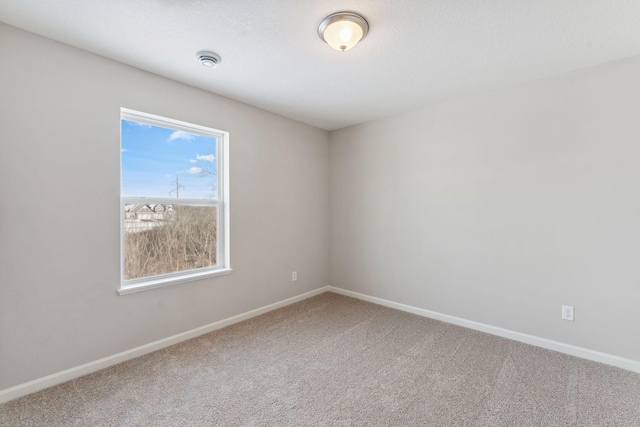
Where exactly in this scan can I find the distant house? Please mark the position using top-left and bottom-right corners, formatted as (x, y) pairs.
(124, 204), (175, 222)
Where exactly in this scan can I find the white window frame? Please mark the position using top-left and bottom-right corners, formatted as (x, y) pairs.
(118, 108), (231, 295)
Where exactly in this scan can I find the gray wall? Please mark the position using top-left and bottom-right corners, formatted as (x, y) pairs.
(0, 23), (330, 390)
(330, 56), (640, 361)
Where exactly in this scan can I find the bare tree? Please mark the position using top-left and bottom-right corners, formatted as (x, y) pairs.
(193, 147), (217, 198)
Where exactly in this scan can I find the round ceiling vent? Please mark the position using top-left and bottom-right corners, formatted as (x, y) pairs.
(196, 51), (222, 69)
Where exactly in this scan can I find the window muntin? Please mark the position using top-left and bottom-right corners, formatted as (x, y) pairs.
(120, 108), (230, 293)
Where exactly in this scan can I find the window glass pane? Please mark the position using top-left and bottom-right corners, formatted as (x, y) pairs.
(121, 120), (218, 199)
(123, 204), (218, 280)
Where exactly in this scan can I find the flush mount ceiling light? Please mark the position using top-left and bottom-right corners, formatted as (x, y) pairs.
(196, 51), (222, 68)
(318, 12), (369, 52)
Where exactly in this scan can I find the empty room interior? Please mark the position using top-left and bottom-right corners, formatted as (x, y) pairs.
(1, 1), (640, 425)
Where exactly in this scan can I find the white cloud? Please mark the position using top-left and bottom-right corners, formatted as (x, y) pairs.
(196, 154), (215, 162)
(187, 167), (203, 175)
(124, 120), (151, 129)
(121, 148), (128, 152)
(165, 174), (172, 178)
(168, 131), (196, 142)
(189, 159), (197, 163)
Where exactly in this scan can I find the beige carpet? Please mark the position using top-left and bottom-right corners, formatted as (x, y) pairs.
(1, 292), (639, 426)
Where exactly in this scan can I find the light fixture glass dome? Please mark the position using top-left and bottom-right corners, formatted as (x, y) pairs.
(318, 12), (369, 52)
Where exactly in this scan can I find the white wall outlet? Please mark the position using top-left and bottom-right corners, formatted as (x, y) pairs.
(561, 305), (574, 321)
(292, 271), (297, 282)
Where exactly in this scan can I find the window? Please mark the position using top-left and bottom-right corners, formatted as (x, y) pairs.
(119, 108), (230, 294)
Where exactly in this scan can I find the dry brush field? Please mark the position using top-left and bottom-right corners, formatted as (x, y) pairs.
(124, 205), (217, 280)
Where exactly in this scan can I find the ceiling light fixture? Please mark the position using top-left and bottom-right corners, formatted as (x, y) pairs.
(196, 51), (222, 69)
(318, 12), (369, 52)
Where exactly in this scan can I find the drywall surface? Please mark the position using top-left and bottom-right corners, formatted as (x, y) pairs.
(330, 56), (640, 361)
(0, 23), (329, 390)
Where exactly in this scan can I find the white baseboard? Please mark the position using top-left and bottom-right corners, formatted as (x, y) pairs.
(0, 286), (330, 404)
(327, 286), (640, 374)
(3, 285), (637, 404)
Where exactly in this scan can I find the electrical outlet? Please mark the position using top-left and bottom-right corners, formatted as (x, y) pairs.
(561, 305), (574, 321)
(292, 271), (297, 282)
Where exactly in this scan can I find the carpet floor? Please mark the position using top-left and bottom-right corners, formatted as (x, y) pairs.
(1, 292), (639, 426)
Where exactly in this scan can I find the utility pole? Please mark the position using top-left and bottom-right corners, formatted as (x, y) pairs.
(169, 175), (184, 199)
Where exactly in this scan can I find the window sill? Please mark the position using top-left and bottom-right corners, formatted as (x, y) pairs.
(118, 268), (233, 295)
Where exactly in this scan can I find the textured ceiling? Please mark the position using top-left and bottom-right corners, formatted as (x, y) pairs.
(1, 0), (640, 130)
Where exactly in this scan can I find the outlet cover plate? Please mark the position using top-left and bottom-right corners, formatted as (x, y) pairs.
(562, 305), (574, 321)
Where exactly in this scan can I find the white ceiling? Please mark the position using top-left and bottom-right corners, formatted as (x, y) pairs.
(2, 0), (640, 130)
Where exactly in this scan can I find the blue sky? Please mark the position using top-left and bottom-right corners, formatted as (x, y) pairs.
(121, 120), (217, 199)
